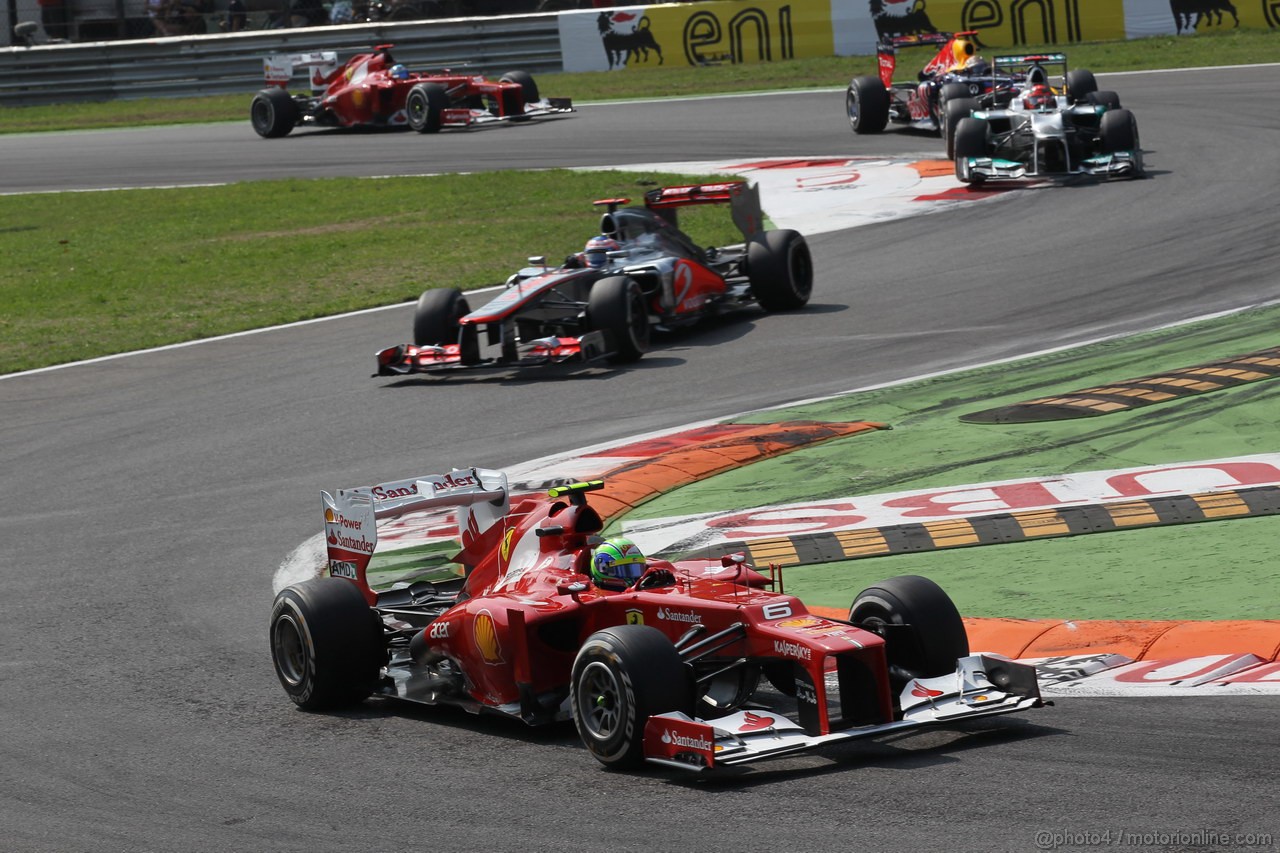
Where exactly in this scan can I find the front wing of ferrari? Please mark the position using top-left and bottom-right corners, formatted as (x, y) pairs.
(643, 654), (1044, 771)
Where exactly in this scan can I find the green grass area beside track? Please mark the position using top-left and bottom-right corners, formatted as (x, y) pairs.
(616, 303), (1280, 622)
(0, 30), (1275, 134)
(0, 170), (737, 375)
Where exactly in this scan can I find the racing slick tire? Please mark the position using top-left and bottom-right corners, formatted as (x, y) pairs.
(846, 75), (890, 134)
(849, 575), (969, 684)
(1066, 68), (1099, 102)
(1099, 108), (1139, 151)
(746, 229), (813, 311)
(587, 275), (649, 363)
(571, 625), (694, 769)
(413, 287), (479, 363)
(939, 82), (971, 104)
(499, 70), (538, 121)
(407, 82), (449, 133)
(943, 96), (979, 159)
(250, 88), (299, 138)
(270, 578), (385, 711)
(952, 117), (988, 183)
(1087, 90), (1121, 109)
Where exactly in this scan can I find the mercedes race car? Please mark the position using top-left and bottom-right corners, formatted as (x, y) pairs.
(951, 54), (1142, 184)
(250, 44), (572, 138)
(846, 35), (1110, 158)
(269, 468), (1045, 771)
(374, 181), (813, 376)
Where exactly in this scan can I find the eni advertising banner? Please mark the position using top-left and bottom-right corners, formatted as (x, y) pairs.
(558, 2), (836, 73)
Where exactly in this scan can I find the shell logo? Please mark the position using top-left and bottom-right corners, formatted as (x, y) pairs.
(324, 508), (336, 523)
(473, 609), (504, 665)
(777, 617), (823, 629)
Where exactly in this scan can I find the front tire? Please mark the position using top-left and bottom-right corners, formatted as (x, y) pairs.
(250, 88), (298, 138)
(847, 75), (890, 134)
(499, 70), (538, 121)
(269, 578), (385, 711)
(747, 229), (813, 311)
(406, 82), (449, 133)
(571, 625), (693, 769)
(943, 96), (979, 158)
(587, 275), (649, 363)
(849, 575), (969, 683)
(953, 116), (987, 182)
(1099, 107), (1139, 153)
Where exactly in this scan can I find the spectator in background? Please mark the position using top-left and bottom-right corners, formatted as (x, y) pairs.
(37, 0), (70, 40)
(222, 0), (248, 30)
(289, 0), (328, 26)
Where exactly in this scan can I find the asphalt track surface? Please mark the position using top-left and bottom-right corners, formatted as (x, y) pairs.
(2, 67), (1278, 852)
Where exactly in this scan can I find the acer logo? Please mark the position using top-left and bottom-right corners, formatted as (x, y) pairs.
(429, 622), (450, 639)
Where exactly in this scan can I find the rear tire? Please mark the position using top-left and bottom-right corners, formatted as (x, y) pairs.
(406, 82), (449, 133)
(571, 625), (693, 769)
(250, 88), (298, 138)
(846, 75), (889, 134)
(269, 578), (384, 711)
(747, 229), (812, 311)
(1087, 90), (1121, 109)
(587, 276), (649, 363)
(849, 575), (969, 682)
(1065, 69), (1098, 102)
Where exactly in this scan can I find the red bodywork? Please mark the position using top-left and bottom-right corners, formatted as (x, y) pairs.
(323, 472), (893, 735)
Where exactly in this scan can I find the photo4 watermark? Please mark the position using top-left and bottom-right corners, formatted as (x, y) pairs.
(1034, 828), (1274, 850)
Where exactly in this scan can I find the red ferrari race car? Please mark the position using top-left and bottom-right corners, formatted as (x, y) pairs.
(374, 181), (813, 377)
(269, 468), (1045, 771)
(250, 44), (572, 138)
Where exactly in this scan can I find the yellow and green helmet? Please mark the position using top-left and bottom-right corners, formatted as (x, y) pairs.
(591, 537), (646, 586)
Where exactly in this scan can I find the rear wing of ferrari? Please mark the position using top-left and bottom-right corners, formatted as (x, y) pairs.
(322, 467), (509, 603)
(263, 51), (339, 91)
(643, 181), (765, 239)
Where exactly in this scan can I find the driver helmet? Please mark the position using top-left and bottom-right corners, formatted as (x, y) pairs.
(950, 37), (977, 71)
(1023, 84), (1055, 110)
(389, 64), (409, 80)
(583, 235), (621, 269)
(591, 537), (646, 587)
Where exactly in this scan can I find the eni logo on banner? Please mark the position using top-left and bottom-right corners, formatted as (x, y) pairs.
(557, 3), (835, 73)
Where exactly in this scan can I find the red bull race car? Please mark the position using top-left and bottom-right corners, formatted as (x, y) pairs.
(845, 32), (1104, 157)
(269, 468), (1045, 771)
(374, 181), (813, 377)
(250, 44), (572, 138)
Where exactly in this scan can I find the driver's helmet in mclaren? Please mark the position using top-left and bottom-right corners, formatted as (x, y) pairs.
(1022, 84), (1056, 110)
(389, 64), (410, 80)
(590, 537), (646, 588)
(582, 235), (621, 269)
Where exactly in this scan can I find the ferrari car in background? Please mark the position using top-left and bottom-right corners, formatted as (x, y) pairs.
(951, 54), (1142, 184)
(374, 180), (813, 377)
(249, 44), (573, 138)
(269, 467), (1045, 771)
